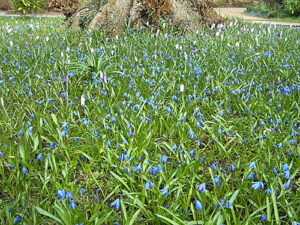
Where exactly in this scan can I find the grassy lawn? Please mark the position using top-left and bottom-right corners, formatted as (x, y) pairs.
(243, 12), (300, 23)
(0, 16), (299, 224)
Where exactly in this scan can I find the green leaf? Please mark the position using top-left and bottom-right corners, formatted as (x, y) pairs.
(35, 207), (63, 224)
(156, 214), (181, 225)
(95, 211), (113, 225)
(110, 171), (130, 191)
(129, 209), (141, 225)
(271, 186), (280, 224)
(229, 190), (239, 204)
(121, 199), (128, 223)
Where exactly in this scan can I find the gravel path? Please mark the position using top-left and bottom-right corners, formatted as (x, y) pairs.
(214, 8), (300, 26)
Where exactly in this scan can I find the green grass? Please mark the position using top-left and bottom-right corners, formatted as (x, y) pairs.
(243, 12), (300, 23)
(0, 16), (299, 224)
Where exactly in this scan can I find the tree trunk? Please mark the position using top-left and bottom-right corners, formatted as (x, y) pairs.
(63, 0), (222, 35)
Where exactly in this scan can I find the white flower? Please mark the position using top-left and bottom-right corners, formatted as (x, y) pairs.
(180, 84), (184, 93)
(81, 95), (85, 107)
(156, 29), (160, 37)
(217, 23), (223, 29)
(184, 53), (188, 61)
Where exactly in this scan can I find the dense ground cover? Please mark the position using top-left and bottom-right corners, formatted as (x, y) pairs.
(0, 16), (299, 224)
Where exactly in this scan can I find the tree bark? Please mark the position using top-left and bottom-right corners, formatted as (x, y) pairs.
(63, 0), (222, 35)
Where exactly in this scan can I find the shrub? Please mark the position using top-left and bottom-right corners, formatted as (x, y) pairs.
(11, 0), (45, 14)
(283, 0), (300, 16)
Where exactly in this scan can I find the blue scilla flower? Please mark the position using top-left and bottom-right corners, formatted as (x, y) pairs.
(172, 144), (178, 151)
(265, 188), (271, 195)
(292, 221), (300, 225)
(252, 181), (264, 190)
(150, 166), (158, 175)
(195, 200), (203, 210)
(225, 201), (232, 208)
(0, 152), (3, 157)
(61, 122), (68, 128)
(260, 214), (266, 221)
(281, 164), (289, 172)
(28, 127), (33, 133)
(18, 130), (24, 136)
(161, 155), (168, 163)
(61, 128), (67, 136)
(200, 156), (205, 163)
(213, 176), (221, 188)
(188, 130), (197, 139)
(37, 153), (43, 161)
(218, 129), (223, 134)
(289, 139), (295, 145)
(248, 162), (256, 170)
(179, 116), (186, 122)
(57, 190), (66, 199)
(22, 167), (28, 174)
(196, 183), (206, 193)
(49, 142), (55, 148)
(145, 181), (154, 191)
(216, 199), (224, 209)
(14, 216), (21, 224)
(160, 188), (169, 197)
(166, 107), (173, 115)
(284, 180), (291, 189)
(229, 164), (235, 171)
(81, 188), (86, 194)
(94, 195), (98, 201)
(273, 166), (278, 175)
(106, 140), (111, 147)
(68, 72), (74, 78)
(69, 200), (76, 209)
(67, 192), (73, 199)
(133, 164), (142, 173)
(189, 150), (196, 157)
(284, 170), (290, 180)
(157, 165), (164, 172)
(110, 198), (120, 210)
(291, 129), (298, 136)
(9, 165), (15, 169)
